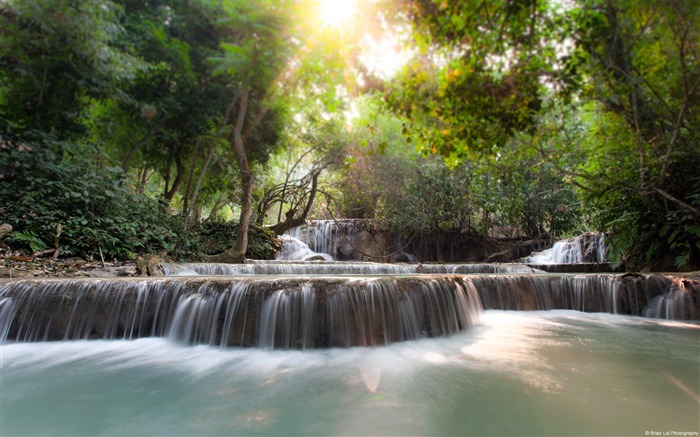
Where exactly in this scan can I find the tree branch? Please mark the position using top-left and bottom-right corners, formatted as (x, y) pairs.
(650, 187), (700, 217)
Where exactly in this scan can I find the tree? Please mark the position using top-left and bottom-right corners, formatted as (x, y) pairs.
(567, 0), (700, 268)
(205, 1), (291, 263)
(94, 0), (237, 210)
(0, 0), (144, 142)
(256, 117), (346, 235)
(382, 0), (565, 164)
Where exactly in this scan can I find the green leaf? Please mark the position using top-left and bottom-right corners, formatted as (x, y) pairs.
(674, 251), (690, 269)
(684, 225), (700, 237)
(668, 228), (680, 243)
(220, 42), (247, 55)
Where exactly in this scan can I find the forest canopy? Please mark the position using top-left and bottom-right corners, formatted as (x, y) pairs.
(0, 0), (698, 270)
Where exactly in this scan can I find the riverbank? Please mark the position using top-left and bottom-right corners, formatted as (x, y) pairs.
(0, 247), (139, 278)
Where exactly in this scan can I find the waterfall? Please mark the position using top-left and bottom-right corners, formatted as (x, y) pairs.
(643, 277), (697, 320)
(415, 263), (544, 274)
(256, 285), (318, 349)
(285, 220), (347, 258)
(523, 233), (607, 264)
(275, 235), (333, 261)
(471, 274), (623, 313)
(2, 272), (697, 349)
(468, 273), (698, 318)
(283, 219), (412, 261)
(325, 277), (481, 347)
(595, 232), (607, 262)
(0, 276), (482, 348)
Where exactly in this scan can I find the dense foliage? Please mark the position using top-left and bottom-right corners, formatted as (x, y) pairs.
(567, 0), (700, 269)
(371, 0), (699, 269)
(0, 142), (278, 260)
(0, 0), (697, 269)
(0, 0), (287, 261)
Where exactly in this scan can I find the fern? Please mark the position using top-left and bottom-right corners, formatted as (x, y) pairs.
(607, 234), (633, 270)
(11, 230), (48, 253)
(604, 211), (639, 270)
(674, 250), (691, 270)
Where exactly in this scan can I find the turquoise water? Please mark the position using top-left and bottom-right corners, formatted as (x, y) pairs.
(2, 311), (698, 436)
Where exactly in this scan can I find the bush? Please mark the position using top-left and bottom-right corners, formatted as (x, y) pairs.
(0, 141), (282, 261)
(0, 143), (179, 259)
(177, 221), (281, 261)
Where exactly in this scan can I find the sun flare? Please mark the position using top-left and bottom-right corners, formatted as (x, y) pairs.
(358, 33), (413, 79)
(318, 0), (356, 28)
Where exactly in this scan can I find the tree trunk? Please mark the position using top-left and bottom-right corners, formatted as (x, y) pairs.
(122, 131), (154, 173)
(188, 141), (217, 223)
(121, 118), (166, 173)
(163, 154), (184, 204)
(206, 88), (251, 263)
(205, 192), (227, 223)
(182, 139), (201, 217)
(136, 166), (153, 194)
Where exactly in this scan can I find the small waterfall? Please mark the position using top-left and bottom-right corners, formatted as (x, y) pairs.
(523, 233), (607, 264)
(0, 280), (183, 342)
(275, 235), (333, 261)
(257, 285), (317, 349)
(470, 275), (623, 313)
(595, 233), (606, 263)
(415, 264), (545, 274)
(643, 278), (696, 320)
(325, 278), (482, 347)
(162, 263), (255, 276)
(466, 273), (699, 319)
(527, 239), (584, 264)
(0, 276), (482, 348)
(285, 220), (347, 258)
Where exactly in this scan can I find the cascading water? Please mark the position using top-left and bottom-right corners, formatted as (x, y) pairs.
(275, 235), (333, 261)
(284, 219), (345, 258)
(643, 277), (698, 320)
(522, 232), (607, 264)
(2, 271), (697, 350)
(158, 256), (698, 322)
(0, 276), (482, 348)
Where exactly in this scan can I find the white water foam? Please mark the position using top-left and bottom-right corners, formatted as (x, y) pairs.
(275, 235), (333, 261)
(523, 233), (607, 264)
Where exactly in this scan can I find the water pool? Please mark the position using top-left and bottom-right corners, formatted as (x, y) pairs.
(2, 310), (698, 436)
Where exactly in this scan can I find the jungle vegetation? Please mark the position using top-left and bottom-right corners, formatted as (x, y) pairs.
(0, 0), (698, 270)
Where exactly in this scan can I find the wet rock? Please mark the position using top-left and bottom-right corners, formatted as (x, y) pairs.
(302, 254), (329, 261)
(119, 268), (137, 276)
(137, 255), (165, 276)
